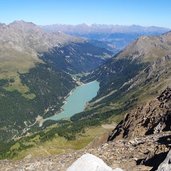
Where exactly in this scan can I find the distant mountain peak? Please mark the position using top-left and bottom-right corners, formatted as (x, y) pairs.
(9, 20), (36, 27)
(8, 20), (40, 31)
(42, 24), (170, 34)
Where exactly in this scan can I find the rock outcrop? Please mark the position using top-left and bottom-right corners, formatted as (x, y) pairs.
(108, 87), (171, 141)
(67, 153), (123, 171)
(107, 87), (171, 170)
(157, 150), (171, 171)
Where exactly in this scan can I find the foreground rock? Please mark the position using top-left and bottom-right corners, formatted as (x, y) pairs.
(67, 153), (122, 171)
(157, 150), (171, 171)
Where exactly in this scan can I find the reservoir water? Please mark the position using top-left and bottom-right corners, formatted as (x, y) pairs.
(45, 80), (99, 121)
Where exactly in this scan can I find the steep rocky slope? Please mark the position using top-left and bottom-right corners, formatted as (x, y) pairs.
(108, 87), (171, 140)
(107, 87), (171, 170)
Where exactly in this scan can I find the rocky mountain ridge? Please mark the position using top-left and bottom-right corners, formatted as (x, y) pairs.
(117, 31), (171, 61)
(0, 20), (82, 53)
(108, 87), (171, 141)
(106, 87), (171, 170)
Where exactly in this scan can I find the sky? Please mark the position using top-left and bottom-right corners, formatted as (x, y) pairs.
(0, 0), (171, 28)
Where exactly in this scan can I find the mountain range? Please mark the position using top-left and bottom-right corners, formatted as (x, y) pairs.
(42, 24), (170, 51)
(43, 24), (169, 34)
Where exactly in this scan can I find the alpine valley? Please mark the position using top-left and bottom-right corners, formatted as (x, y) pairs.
(0, 21), (171, 171)
(0, 20), (112, 145)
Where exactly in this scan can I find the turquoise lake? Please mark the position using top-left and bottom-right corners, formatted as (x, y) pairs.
(45, 80), (99, 121)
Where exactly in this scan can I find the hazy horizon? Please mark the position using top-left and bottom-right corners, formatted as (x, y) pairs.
(0, 0), (171, 28)
(1, 20), (170, 29)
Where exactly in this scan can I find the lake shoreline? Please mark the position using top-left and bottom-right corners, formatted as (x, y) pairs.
(43, 80), (99, 123)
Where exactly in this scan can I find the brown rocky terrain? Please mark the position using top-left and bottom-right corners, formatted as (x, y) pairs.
(108, 87), (171, 140)
(0, 131), (170, 171)
(107, 87), (171, 170)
